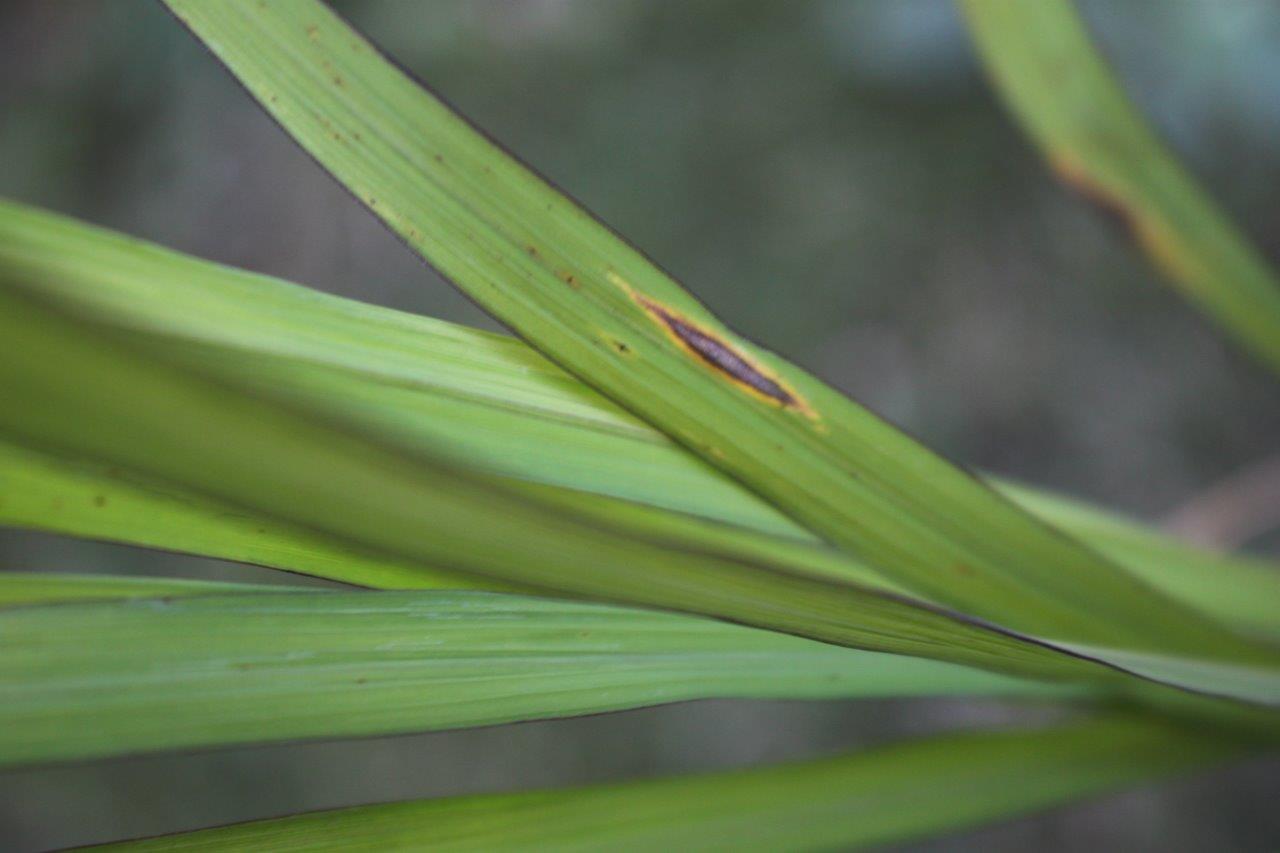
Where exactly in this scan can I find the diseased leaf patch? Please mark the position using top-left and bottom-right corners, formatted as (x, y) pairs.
(603, 271), (814, 417)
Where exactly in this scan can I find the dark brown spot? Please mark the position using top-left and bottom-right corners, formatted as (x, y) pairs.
(93, 495), (106, 507)
(642, 301), (797, 407)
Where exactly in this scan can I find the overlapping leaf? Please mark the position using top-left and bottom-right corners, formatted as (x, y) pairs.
(3, 200), (1277, 640)
(6, 272), (1280, 722)
(159, 0), (1266, 657)
(0, 573), (1075, 766)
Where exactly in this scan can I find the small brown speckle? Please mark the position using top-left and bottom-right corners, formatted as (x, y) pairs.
(93, 495), (107, 508)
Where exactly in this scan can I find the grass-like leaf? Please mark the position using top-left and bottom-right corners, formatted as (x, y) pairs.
(3, 199), (1277, 638)
(159, 0), (1262, 658)
(5, 271), (1280, 721)
(0, 573), (1078, 766)
(0, 572), (280, 607)
(961, 0), (1280, 374)
(86, 715), (1243, 852)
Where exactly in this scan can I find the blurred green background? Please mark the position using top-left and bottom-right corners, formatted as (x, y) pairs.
(1, 1), (1277, 849)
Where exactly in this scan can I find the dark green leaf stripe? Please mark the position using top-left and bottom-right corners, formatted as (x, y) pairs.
(0, 572), (282, 608)
(160, 0), (1266, 655)
(88, 715), (1242, 852)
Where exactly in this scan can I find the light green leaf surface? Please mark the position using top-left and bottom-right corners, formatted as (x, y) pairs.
(0, 440), (495, 594)
(961, 0), (1280, 374)
(2, 199), (1277, 638)
(0, 279), (1110, 688)
(6, 276), (1280, 720)
(88, 715), (1243, 852)
(161, 0), (1261, 658)
(0, 574), (1078, 766)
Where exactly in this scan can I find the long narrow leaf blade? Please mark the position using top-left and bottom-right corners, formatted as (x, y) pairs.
(4, 200), (1278, 637)
(0, 440), (498, 593)
(160, 0), (1255, 657)
(87, 715), (1244, 852)
(0, 576), (1077, 766)
(0, 278), (1115, 688)
(961, 0), (1280, 374)
(6, 273), (1280, 718)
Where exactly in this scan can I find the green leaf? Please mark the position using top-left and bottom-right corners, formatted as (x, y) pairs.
(87, 715), (1243, 852)
(3, 199), (1277, 638)
(0, 574), (1078, 766)
(160, 0), (1266, 657)
(0, 278), (1105, 687)
(961, 0), (1280, 374)
(6, 272), (1280, 721)
(0, 440), (499, 594)
(999, 483), (1280, 641)
(0, 572), (281, 608)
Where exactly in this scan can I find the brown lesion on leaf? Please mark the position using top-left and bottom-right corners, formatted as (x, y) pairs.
(1050, 151), (1192, 283)
(604, 271), (817, 418)
(1051, 152), (1136, 236)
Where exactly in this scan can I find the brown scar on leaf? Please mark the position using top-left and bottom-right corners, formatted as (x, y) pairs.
(605, 271), (817, 418)
(1050, 152), (1193, 283)
(1051, 153), (1135, 235)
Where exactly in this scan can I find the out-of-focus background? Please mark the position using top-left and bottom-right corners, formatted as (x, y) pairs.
(1, 1), (1277, 849)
